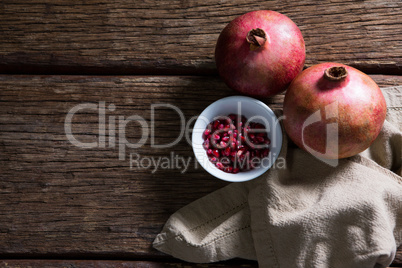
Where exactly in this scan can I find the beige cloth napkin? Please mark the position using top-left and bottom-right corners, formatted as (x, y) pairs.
(153, 86), (402, 268)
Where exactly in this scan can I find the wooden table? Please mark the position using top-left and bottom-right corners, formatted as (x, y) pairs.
(0, 1), (401, 267)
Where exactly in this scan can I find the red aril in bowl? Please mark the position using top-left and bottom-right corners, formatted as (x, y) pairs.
(192, 96), (282, 182)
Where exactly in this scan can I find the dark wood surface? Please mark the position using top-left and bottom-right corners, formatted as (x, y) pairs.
(0, 75), (401, 267)
(0, 0), (401, 267)
(0, 0), (401, 75)
(0, 260), (258, 268)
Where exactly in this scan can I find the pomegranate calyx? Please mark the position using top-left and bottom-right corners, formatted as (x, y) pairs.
(246, 28), (267, 51)
(324, 66), (348, 81)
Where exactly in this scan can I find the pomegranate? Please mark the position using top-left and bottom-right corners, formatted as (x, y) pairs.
(215, 10), (305, 97)
(283, 62), (387, 159)
(202, 114), (271, 173)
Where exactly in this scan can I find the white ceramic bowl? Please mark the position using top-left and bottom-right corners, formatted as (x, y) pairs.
(192, 96), (283, 182)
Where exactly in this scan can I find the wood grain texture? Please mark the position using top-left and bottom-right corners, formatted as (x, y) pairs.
(0, 75), (402, 267)
(0, 260), (258, 268)
(0, 0), (401, 75)
(0, 74), (401, 266)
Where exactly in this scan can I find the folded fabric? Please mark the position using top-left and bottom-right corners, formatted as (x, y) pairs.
(153, 86), (402, 268)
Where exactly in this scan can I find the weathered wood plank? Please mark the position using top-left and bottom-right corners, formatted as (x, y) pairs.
(0, 75), (401, 265)
(0, 258), (400, 268)
(0, 0), (401, 74)
(0, 260), (258, 268)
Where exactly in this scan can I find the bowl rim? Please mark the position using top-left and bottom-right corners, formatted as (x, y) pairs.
(192, 95), (283, 182)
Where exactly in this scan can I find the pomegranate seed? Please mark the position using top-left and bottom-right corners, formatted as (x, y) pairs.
(209, 157), (218, 163)
(207, 149), (213, 156)
(224, 166), (233, 173)
(222, 136), (230, 142)
(237, 147), (246, 157)
(216, 162), (224, 170)
(203, 139), (210, 150)
(203, 114), (270, 174)
(203, 129), (211, 139)
(224, 147), (231, 156)
(238, 134), (246, 144)
(230, 142), (236, 149)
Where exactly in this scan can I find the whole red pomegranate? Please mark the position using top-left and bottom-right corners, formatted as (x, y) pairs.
(215, 10), (305, 97)
(283, 63), (387, 159)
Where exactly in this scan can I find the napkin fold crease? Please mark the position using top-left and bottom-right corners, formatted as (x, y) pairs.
(153, 86), (402, 268)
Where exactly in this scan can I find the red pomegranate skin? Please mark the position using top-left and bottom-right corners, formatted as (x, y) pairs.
(215, 10), (305, 97)
(283, 62), (387, 159)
